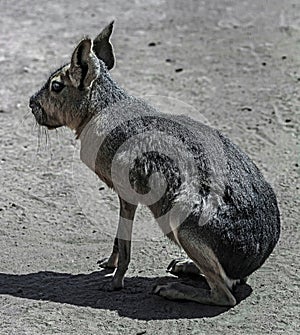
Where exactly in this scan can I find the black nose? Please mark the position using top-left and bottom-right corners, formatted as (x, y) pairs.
(29, 97), (35, 108)
(29, 96), (39, 110)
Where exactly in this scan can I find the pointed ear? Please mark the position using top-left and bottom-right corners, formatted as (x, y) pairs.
(93, 21), (115, 70)
(69, 38), (100, 89)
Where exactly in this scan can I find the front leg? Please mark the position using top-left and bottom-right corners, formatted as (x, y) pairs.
(98, 237), (119, 269)
(112, 197), (137, 290)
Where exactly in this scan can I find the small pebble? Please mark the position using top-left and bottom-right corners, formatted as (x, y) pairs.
(241, 106), (252, 111)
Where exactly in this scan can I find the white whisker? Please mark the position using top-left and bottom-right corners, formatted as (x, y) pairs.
(37, 125), (41, 154)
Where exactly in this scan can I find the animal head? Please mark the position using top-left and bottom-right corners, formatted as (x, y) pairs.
(29, 21), (115, 132)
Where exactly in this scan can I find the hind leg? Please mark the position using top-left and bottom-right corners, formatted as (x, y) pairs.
(154, 228), (236, 306)
(154, 279), (235, 306)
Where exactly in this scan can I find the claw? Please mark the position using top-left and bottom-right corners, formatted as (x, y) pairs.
(152, 284), (163, 295)
(97, 258), (109, 268)
(166, 259), (177, 272)
(166, 258), (186, 273)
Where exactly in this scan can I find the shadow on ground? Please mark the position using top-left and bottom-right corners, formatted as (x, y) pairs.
(0, 270), (252, 320)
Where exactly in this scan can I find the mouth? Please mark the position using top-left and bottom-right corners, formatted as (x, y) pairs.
(30, 101), (62, 130)
(30, 100), (46, 124)
(46, 125), (61, 130)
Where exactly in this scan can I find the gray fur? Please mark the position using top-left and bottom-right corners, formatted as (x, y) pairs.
(30, 23), (280, 306)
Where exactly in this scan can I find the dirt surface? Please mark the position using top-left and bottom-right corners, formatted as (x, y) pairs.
(0, 0), (299, 334)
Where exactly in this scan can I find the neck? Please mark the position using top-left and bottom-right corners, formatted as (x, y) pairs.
(75, 68), (129, 138)
(91, 70), (129, 110)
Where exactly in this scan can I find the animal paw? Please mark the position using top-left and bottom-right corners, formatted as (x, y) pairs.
(97, 257), (117, 269)
(167, 258), (201, 276)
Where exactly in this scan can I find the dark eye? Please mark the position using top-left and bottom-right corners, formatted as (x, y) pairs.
(51, 81), (65, 93)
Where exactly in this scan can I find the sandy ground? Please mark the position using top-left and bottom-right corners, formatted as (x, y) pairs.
(0, 0), (299, 334)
